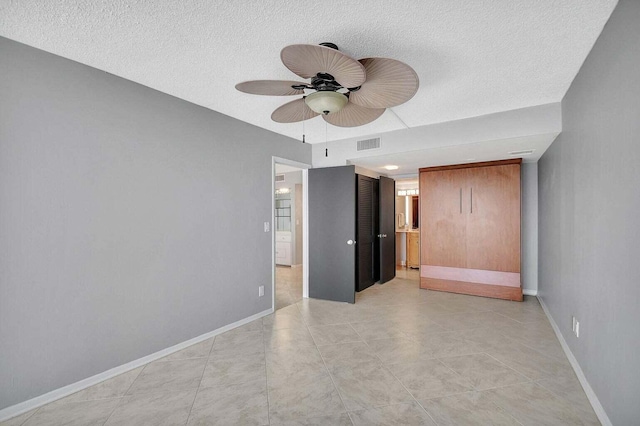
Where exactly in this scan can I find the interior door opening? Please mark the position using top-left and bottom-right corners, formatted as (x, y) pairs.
(273, 162), (307, 311)
(395, 178), (421, 277)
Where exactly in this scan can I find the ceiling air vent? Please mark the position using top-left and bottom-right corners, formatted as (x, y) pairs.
(357, 137), (381, 151)
(508, 149), (535, 156)
(275, 174), (285, 182)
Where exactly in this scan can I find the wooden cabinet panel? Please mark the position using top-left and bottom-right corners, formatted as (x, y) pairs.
(420, 168), (467, 268)
(407, 232), (420, 268)
(465, 164), (520, 272)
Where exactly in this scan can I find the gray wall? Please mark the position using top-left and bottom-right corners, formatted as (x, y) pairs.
(0, 37), (311, 409)
(521, 162), (538, 293)
(538, 1), (639, 424)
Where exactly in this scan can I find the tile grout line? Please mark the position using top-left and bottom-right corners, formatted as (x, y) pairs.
(472, 385), (527, 426)
(315, 343), (354, 423)
(336, 326), (435, 423)
(301, 302), (353, 422)
(430, 356), (478, 391)
(380, 362), (440, 426)
(260, 316), (272, 426)
(533, 378), (600, 420)
(263, 297), (314, 422)
(99, 362), (146, 426)
(9, 407), (39, 426)
(405, 379), (527, 426)
(481, 351), (541, 382)
(183, 336), (217, 425)
(369, 305), (526, 423)
(479, 378), (591, 424)
(345, 411), (357, 425)
(504, 336), (571, 364)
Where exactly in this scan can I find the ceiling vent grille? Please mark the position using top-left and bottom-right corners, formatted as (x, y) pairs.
(508, 149), (535, 156)
(275, 174), (285, 182)
(357, 137), (381, 151)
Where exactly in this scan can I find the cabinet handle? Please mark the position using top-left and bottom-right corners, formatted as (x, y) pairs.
(459, 188), (462, 214)
(470, 187), (473, 214)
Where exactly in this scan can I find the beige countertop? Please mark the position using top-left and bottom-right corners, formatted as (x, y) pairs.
(396, 229), (419, 233)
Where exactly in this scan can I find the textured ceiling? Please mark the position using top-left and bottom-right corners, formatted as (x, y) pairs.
(0, 0), (616, 143)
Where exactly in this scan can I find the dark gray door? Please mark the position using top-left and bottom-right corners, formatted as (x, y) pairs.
(379, 176), (396, 284)
(309, 165), (356, 303)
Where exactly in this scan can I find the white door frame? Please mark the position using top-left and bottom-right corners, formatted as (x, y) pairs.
(272, 157), (311, 311)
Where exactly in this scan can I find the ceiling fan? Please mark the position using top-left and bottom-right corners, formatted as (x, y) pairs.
(235, 43), (419, 128)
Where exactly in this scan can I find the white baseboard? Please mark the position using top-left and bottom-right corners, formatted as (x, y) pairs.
(0, 308), (274, 422)
(522, 288), (538, 296)
(536, 296), (612, 426)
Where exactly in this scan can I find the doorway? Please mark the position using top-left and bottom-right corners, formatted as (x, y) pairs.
(395, 178), (420, 276)
(272, 158), (310, 312)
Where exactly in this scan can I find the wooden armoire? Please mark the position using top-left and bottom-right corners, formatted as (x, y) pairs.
(419, 159), (522, 301)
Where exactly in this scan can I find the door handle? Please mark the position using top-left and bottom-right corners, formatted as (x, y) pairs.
(383, 234), (387, 238)
(378, 234), (383, 238)
(347, 239), (356, 245)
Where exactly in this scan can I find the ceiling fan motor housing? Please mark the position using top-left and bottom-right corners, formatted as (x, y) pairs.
(319, 42), (339, 50)
(311, 74), (342, 91)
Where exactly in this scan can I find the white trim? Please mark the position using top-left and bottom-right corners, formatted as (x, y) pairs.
(272, 160), (277, 311)
(523, 288), (538, 296)
(537, 296), (612, 426)
(302, 169), (309, 299)
(0, 308), (273, 423)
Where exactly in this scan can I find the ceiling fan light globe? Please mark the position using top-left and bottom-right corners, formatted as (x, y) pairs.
(305, 91), (348, 115)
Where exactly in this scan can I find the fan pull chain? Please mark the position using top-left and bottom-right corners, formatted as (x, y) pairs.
(325, 120), (328, 157)
(301, 96), (306, 143)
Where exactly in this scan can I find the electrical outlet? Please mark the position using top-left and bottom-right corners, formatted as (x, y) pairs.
(258, 285), (264, 297)
(264, 222), (270, 232)
(575, 321), (580, 338)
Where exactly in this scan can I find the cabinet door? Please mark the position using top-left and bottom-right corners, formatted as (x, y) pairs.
(378, 176), (396, 284)
(420, 168), (467, 268)
(275, 242), (291, 265)
(356, 175), (379, 291)
(465, 164), (520, 272)
(407, 232), (420, 267)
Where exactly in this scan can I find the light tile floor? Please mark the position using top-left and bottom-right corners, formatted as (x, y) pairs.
(2, 268), (600, 425)
(275, 266), (303, 310)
